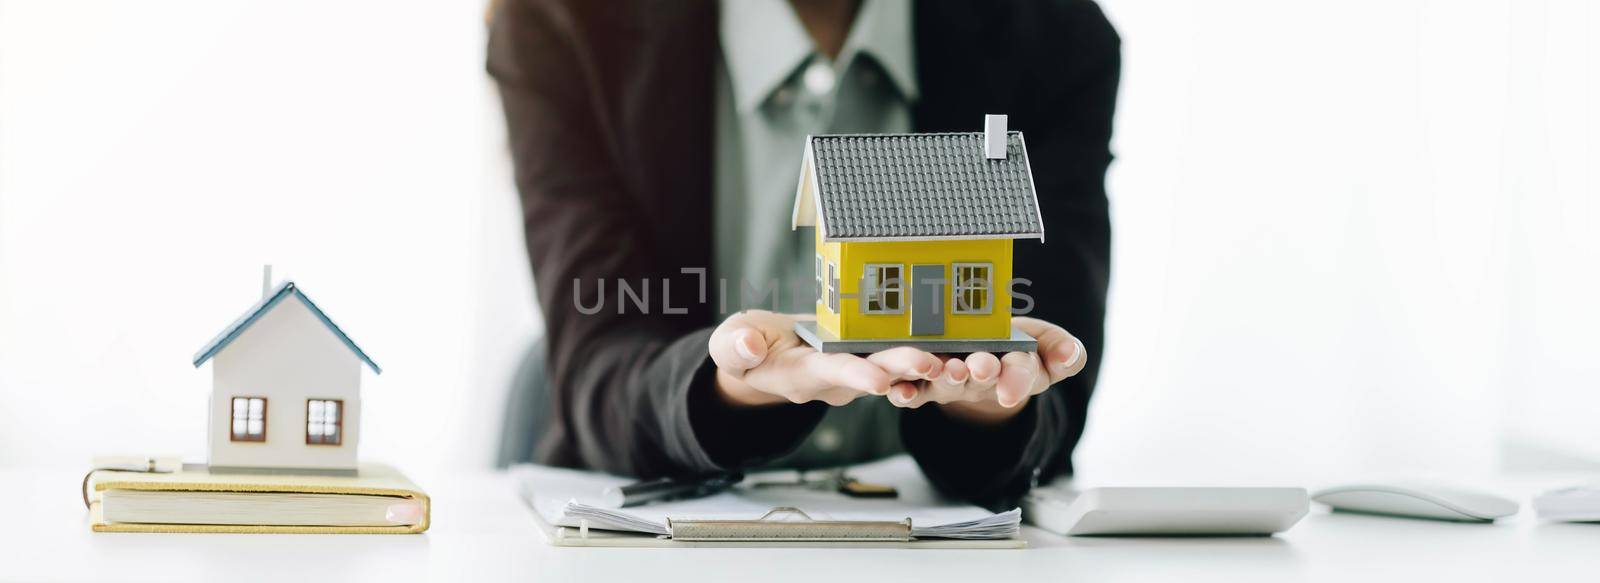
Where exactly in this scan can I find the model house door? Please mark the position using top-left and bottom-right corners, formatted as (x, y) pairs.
(909, 264), (945, 336)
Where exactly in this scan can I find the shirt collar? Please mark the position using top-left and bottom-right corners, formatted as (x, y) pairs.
(719, 0), (918, 113)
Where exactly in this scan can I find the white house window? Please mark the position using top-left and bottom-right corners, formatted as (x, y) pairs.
(826, 261), (840, 313)
(230, 397), (267, 442)
(815, 254), (824, 305)
(952, 263), (993, 314)
(863, 264), (904, 314)
(306, 399), (343, 445)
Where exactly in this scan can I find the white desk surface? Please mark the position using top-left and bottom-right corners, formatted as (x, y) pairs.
(4, 467), (1597, 583)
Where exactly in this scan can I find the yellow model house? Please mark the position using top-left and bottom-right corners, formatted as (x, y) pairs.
(791, 115), (1044, 353)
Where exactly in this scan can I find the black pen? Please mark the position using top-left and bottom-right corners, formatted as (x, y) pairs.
(601, 471), (745, 508)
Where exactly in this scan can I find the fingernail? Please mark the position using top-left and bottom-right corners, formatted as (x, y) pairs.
(734, 337), (758, 363)
(1062, 342), (1085, 368)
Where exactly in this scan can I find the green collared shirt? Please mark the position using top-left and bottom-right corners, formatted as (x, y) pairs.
(715, 0), (917, 468)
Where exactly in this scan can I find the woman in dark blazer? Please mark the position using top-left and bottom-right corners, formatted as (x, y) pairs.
(487, 0), (1119, 510)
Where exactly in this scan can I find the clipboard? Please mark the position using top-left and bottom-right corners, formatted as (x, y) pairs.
(515, 457), (1027, 549)
(670, 507), (910, 542)
(527, 505), (1026, 549)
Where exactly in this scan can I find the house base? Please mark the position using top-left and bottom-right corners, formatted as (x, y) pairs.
(794, 321), (1038, 354)
(207, 465), (360, 477)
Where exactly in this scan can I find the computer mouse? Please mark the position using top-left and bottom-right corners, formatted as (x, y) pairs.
(1311, 483), (1520, 522)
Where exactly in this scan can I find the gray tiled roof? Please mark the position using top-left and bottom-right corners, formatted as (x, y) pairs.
(809, 132), (1043, 240)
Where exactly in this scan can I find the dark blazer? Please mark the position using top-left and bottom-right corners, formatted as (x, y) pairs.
(487, 0), (1119, 509)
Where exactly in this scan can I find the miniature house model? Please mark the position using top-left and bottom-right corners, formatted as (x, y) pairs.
(791, 115), (1043, 353)
(192, 269), (380, 473)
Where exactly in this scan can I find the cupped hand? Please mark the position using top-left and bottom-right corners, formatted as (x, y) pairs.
(887, 317), (1087, 424)
(708, 310), (942, 408)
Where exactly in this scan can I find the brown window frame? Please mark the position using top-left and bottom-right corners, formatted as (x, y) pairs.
(230, 396), (268, 442)
(305, 398), (344, 446)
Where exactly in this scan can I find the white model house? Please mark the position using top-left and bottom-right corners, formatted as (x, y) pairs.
(192, 272), (380, 474)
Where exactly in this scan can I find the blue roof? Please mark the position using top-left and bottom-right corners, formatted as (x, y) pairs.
(192, 281), (382, 374)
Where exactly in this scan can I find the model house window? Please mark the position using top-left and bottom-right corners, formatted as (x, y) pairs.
(230, 397), (267, 442)
(826, 261), (840, 313)
(815, 254), (824, 305)
(306, 399), (343, 445)
(952, 263), (993, 314)
(863, 264), (904, 314)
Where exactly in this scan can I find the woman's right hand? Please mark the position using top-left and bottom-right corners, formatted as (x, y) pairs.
(707, 310), (942, 408)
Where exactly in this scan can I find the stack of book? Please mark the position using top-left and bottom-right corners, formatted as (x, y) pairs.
(86, 462), (429, 534)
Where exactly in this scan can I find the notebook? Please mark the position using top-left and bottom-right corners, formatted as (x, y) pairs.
(513, 455), (1022, 548)
(87, 463), (430, 534)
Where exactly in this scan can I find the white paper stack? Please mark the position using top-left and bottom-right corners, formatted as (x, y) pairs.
(902, 508), (1021, 539)
(560, 502), (669, 535)
(514, 456), (1021, 540)
(558, 501), (1020, 539)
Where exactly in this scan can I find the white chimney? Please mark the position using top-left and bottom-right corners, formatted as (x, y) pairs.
(984, 114), (1008, 159)
(261, 264), (273, 298)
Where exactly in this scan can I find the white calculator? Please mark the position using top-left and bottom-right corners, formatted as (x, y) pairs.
(1023, 485), (1309, 536)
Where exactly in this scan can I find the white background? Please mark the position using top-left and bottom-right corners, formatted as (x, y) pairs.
(1, 0), (1595, 487)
